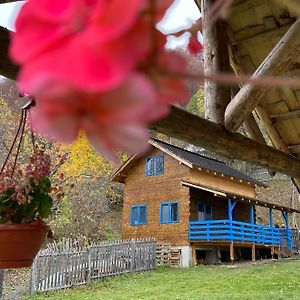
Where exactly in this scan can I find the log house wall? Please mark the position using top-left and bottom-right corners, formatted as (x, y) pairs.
(121, 147), (256, 245)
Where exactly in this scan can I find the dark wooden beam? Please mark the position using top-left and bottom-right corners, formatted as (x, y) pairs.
(244, 114), (266, 145)
(0, 1), (22, 3)
(0, 26), (18, 80)
(202, 0), (231, 124)
(150, 106), (300, 178)
(288, 144), (300, 154)
(225, 18), (300, 131)
(270, 109), (300, 122)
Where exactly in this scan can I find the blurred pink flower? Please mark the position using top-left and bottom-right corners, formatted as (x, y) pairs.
(10, 0), (148, 92)
(9, 0), (190, 161)
(30, 74), (166, 162)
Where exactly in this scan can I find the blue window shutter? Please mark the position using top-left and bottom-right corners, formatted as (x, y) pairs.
(155, 155), (164, 175)
(146, 157), (154, 176)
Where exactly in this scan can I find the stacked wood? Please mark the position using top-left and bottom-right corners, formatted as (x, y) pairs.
(155, 244), (181, 267)
(169, 248), (181, 267)
(156, 243), (171, 267)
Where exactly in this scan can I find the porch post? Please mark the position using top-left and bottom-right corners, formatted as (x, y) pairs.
(228, 199), (234, 262)
(269, 208), (273, 227)
(250, 205), (255, 261)
(228, 199), (232, 222)
(283, 212), (291, 252)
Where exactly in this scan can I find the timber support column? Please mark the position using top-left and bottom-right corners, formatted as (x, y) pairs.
(201, 0), (231, 124)
(251, 244), (256, 262)
(230, 242), (234, 262)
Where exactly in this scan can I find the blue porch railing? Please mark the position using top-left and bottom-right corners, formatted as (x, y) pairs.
(189, 220), (292, 249)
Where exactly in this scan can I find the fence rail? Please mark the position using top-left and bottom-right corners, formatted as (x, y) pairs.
(30, 238), (156, 293)
(189, 219), (292, 247)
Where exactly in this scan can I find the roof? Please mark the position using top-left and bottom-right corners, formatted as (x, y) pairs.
(181, 180), (300, 214)
(112, 138), (263, 186)
(151, 139), (262, 186)
(225, 1), (300, 189)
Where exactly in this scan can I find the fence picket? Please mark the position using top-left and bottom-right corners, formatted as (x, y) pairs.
(30, 238), (156, 293)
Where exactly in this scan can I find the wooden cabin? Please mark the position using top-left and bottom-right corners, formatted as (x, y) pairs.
(112, 139), (299, 266)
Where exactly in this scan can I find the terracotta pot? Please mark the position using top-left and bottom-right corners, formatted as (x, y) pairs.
(0, 223), (49, 269)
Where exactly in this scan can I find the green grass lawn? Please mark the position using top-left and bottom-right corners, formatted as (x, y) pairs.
(24, 259), (300, 300)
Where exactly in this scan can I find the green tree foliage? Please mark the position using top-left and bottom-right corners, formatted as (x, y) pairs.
(186, 89), (205, 116)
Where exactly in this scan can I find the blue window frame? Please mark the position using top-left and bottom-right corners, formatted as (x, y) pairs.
(160, 202), (179, 223)
(146, 154), (164, 176)
(130, 205), (147, 225)
(198, 203), (212, 221)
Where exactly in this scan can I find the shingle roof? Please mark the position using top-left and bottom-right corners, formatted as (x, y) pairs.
(151, 139), (262, 186)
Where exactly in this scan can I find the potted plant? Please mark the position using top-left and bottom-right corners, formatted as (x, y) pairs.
(0, 148), (54, 268)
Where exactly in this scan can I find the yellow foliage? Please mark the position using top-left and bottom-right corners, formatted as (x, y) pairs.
(62, 134), (113, 177)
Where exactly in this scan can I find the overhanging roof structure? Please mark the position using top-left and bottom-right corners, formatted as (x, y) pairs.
(181, 180), (300, 214)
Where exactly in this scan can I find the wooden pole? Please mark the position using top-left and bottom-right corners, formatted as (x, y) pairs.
(0, 0), (22, 3)
(230, 242), (234, 262)
(225, 18), (300, 131)
(150, 106), (300, 178)
(202, 0), (231, 124)
(251, 244), (256, 262)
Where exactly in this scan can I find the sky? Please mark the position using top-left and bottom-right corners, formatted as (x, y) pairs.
(0, 0), (200, 48)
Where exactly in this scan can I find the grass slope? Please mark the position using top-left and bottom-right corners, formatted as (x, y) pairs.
(25, 259), (300, 300)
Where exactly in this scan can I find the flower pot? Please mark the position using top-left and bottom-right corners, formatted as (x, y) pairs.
(0, 223), (49, 268)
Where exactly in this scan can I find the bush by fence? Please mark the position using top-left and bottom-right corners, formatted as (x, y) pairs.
(30, 238), (156, 293)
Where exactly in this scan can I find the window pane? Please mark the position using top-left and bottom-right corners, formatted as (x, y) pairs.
(146, 157), (154, 176)
(205, 205), (212, 220)
(155, 155), (164, 174)
(170, 203), (178, 222)
(131, 207), (138, 224)
(140, 206), (147, 224)
(198, 211), (205, 221)
(161, 204), (169, 222)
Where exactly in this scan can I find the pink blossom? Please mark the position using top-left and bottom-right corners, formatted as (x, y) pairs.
(10, 0), (148, 93)
(9, 0), (189, 161)
(29, 74), (165, 162)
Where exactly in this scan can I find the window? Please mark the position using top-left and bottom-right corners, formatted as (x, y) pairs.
(198, 203), (212, 221)
(160, 202), (179, 223)
(146, 155), (164, 176)
(130, 205), (147, 225)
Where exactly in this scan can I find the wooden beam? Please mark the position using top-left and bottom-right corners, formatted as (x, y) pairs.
(288, 144), (300, 154)
(270, 109), (300, 122)
(202, 0), (231, 124)
(0, 26), (18, 80)
(254, 105), (300, 191)
(0, 0), (22, 3)
(150, 106), (300, 178)
(244, 113), (266, 145)
(225, 18), (300, 131)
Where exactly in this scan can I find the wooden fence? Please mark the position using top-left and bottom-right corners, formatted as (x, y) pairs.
(291, 229), (300, 254)
(30, 238), (156, 293)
